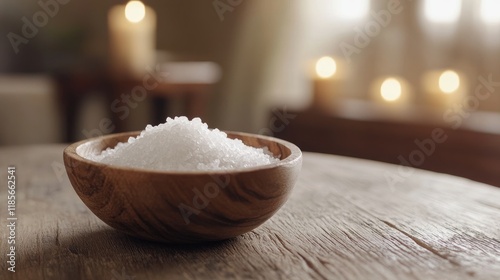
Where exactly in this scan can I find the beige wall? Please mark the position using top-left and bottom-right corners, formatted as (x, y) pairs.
(1, 0), (242, 65)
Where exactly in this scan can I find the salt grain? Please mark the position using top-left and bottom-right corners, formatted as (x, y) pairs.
(85, 116), (279, 171)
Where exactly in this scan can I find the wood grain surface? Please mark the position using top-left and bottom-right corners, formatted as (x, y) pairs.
(1, 145), (500, 280)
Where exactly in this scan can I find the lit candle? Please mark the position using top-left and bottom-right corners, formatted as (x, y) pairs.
(108, 1), (156, 78)
(422, 69), (466, 109)
(439, 70), (460, 94)
(311, 56), (345, 112)
(380, 78), (402, 102)
(370, 76), (411, 114)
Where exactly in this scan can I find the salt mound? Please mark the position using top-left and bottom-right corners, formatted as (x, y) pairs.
(86, 117), (279, 171)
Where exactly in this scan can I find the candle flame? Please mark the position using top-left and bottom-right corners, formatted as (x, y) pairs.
(125, 1), (146, 23)
(439, 70), (460, 94)
(380, 78), (402, 102)
(315, 56), (337, 79)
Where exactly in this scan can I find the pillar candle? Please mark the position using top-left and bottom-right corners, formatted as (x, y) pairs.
(108, 1), (156, 78)
(311, 56), (346, 112)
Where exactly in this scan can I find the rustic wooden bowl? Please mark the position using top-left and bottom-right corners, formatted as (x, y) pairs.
(63, 131), (302, 243)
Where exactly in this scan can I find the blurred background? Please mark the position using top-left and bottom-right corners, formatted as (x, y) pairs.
(1, 0), (500, 186)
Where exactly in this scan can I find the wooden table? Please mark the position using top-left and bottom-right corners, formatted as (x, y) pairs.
(1, 145), (500, 279)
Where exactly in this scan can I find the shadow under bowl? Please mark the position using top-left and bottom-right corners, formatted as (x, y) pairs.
(63, 131), (302, 243)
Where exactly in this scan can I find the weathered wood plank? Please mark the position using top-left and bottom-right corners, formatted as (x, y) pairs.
(0, 145), (499, 279)
(299, 153), (500, 279)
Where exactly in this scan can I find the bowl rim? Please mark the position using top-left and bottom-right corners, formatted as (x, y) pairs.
(64, 130), (302, 175)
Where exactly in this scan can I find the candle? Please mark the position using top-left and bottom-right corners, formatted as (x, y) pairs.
(316, 56), (337, 79)
(108, 1), (156, 78)
(380, 78), (402, 102)
(422, 69), (467, 109)
(438, 70), (460, 94)
(370, 76), (411, 115)
(311, 56), (345, 112)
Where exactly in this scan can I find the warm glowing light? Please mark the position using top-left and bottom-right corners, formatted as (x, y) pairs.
(380, 78), (402, 102)
(481, 0), (500, 24)
(315, 56), (337, 79)
(439, 70), (460, 94)
(335, 0), (369, 21)
(423, 0), (461, 23)
(125, 1), (146, 23)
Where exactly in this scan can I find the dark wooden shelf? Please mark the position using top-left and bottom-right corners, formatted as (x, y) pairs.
(274, 102), (500, 187)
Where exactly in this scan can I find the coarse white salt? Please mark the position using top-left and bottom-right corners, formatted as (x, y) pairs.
(83, 116), (279, 171)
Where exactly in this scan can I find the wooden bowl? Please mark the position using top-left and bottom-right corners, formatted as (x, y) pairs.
(63, 131), (302, 243)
